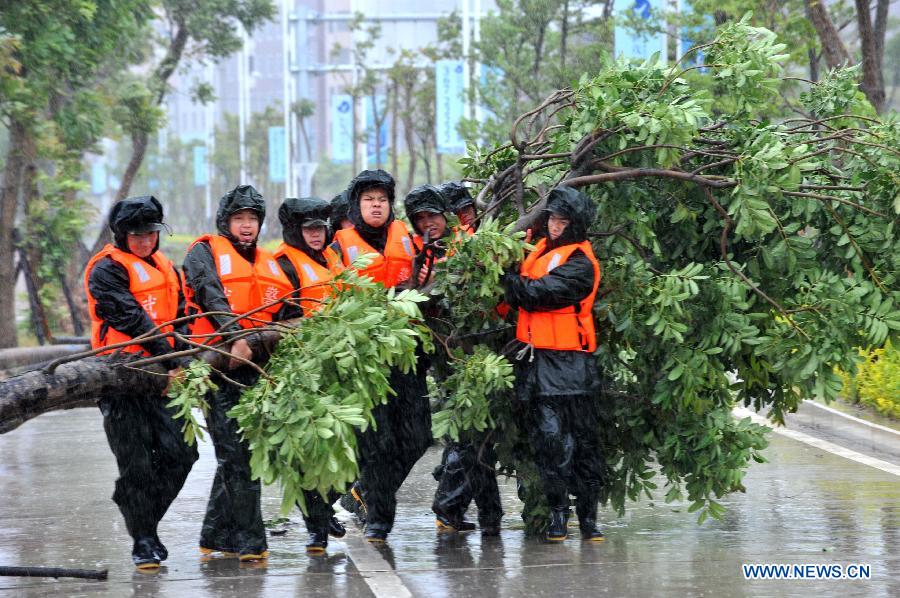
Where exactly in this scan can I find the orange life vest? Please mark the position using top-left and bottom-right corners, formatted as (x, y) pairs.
(84, 245), (179, 355)
(329, 220), (415, 288)
(273, 243), (337, 314)
(515, 238), (601, 352)
(185, 235), (293, 341)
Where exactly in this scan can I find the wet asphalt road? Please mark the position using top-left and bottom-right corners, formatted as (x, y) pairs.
(0, 408), (897, 597)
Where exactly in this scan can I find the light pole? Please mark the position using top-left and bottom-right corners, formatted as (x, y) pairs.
(281, 0), (294, 197)
(238, 28), (249, 183)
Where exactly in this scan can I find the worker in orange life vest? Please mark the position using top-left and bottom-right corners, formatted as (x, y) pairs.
(275, 197), (337, 318)
(440, 181), (479, 232)
(403, 185), (505, 536)
(503, 186), (605, 544)
(84, 195), (198, 570)
(273, 196), (347, 553)
(327, 169), (431, 544)
(330, 189), (353, 231)
(182, 185), (293, 562)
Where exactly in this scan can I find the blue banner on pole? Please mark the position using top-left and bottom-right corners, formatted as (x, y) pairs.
(435, 59), (466, 154)
(614, 0), (667, 63)
(193, 146), (208, 187)
(268, 126), (286, 183)
(91, 161), (106, 195)
(331, 94), (353, 163)
(366, 95), (389, 164)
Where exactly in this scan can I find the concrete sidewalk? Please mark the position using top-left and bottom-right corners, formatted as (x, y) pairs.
(1, 408), (898, 597)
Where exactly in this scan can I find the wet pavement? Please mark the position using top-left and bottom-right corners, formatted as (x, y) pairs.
(1, 407), (898, 597)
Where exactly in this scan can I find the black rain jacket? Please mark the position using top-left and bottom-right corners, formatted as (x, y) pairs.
(183, 186), (289, 334)
(88, 196), (187, 370)
(504, 186), (599, 398)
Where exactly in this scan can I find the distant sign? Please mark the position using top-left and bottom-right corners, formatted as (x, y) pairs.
(435, 59), (466, 154)
(614, 0), (667, 63)
(193, 145), (207, 187)
(268, 126), (286, 183)
(331, 94), (353, 163)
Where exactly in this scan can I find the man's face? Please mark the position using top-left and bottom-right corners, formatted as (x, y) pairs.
(456, 205), (476, 227)
(413, 211), (448, 240)
(359, 188), (390, 228)
(547, 213), (570, 241)
(339, 218), (354, 230)
(126, 231), (159, 258)
(229, 209), (260, 245)
(301, 225), (327, 251)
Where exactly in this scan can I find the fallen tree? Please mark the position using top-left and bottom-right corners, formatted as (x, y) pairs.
(0, 17), (897, 528)
(0, 321), (283, 435)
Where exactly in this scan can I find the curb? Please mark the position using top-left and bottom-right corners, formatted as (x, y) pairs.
(781, 400), (900, 464)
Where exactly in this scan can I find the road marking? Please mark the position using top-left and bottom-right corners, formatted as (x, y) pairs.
(734, 407), (900, 477)
(339, 518), (413, 598)
(802, 399), (900, 437)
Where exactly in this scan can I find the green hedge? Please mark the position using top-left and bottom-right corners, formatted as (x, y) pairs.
(838, 341), (900, 419)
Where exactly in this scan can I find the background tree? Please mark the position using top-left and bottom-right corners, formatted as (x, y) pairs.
(87, 0), (276, 256)
(803, 0), (892, 113)
(0, 0), (154, 347)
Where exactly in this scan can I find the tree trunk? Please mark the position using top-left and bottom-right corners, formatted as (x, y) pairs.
(560, 0), (569, 72)
(855, 0), (885, 113)
(390, 78), (399, 178)
(0, 328), (283, 435)
(0, 343), (88, 376)
(436, 151), (443, 182)
(403, 82), (417, 192)
(0, 119), (28, 349)
(371, 89), (385, 170)
(807, 0), (851, 69)
(299, 119), (312, 163)
(421, 150), (432, 184)
(88, 129), (148, 255)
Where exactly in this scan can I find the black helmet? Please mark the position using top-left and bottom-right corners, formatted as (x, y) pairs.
(279, 197), (332, 251)
(108, 195), (165, 252)
(404, 185), (447, 235)
(347, 169), (396, 231)
(439, 182), (474, 213)
(542, 186), (596, 243)
(330, 190), (351, 230)
(216, 184), (265, 242)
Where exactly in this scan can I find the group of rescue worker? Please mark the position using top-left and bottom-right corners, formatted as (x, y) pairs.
(84, 168), (605, 570)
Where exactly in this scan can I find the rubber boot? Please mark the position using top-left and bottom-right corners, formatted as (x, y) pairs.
(328, 516), (346, 538)
(546, 508), (569, 543)
(435, 512), (477, 533)
(480, 521), (502, 537)
(132, 537), (161, 570)
(576, 490), (605, 542)
(306, 528), (328, 554)
(365, 522), (389, 544)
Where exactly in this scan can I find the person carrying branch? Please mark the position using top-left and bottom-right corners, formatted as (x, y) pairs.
(84, 195), (199, 570)
(326, 169), (431, 544)
(502, 186), (606, 544)
(330, 189), (354, 231)
(182, 184), (293, 562)
(404, 185), (505, 536)
(439, 181), (479, 232)
(273, 196), (346, 554)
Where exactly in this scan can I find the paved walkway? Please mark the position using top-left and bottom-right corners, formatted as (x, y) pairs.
(1, 408), (897, 597)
